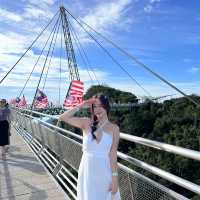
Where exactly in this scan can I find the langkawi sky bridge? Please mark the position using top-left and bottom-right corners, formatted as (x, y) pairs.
(0, 4), (200, 200)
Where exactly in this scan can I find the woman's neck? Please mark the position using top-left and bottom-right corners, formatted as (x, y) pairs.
(98, 116), (108, 125)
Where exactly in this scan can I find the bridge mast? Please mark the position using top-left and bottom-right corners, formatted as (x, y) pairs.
(60, 6), (80, 81)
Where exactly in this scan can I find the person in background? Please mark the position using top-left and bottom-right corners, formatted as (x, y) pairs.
(0, 99), (11, 160)
(5, 102), (11, 152)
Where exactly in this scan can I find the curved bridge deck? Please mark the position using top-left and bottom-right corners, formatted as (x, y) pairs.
(0, 127), (68, 200)
(1, 110), (197, 200)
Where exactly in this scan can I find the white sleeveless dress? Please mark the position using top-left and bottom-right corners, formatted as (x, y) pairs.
(77, 130), (121, 200)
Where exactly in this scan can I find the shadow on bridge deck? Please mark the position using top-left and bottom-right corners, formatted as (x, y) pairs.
(0, 127), (69, 200)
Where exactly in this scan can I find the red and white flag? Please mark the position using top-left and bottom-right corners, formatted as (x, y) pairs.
(18, 95), (27, 108)
(34, 89), (49, 109)
(63, 80), (84, 109)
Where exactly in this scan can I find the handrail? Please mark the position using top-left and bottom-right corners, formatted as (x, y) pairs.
(16, 108), (200, 162)
(13, 109), (200, 196)
(22, 112), (82, 140)
(118, 152), (200, 195)
(120, 133), (200, 161)
(21, 108), (60, 119)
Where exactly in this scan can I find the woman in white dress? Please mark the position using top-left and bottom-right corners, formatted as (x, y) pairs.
(59, 94), (121, 200)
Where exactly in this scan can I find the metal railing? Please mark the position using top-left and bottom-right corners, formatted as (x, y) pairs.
(11, 108), (200, 199)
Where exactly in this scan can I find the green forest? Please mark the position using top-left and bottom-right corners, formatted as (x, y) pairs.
(40, 85), (200, 199)
(85, 85), (200, 199)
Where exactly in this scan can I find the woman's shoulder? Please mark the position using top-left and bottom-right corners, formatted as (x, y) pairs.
(108, 121), (119, 132)
(81, 117), (92, 129)
(82, 118), (92, 135)
(106, 122), (120, 141)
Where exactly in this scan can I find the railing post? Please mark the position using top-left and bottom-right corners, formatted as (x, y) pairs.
(37, 122), (45, 147)
(36, 123), (46, 156)
(29, 117), (35, 141)
(52, 129), (64, 176)
(18, 112), (24, 135)
(128, 173), (135, 200)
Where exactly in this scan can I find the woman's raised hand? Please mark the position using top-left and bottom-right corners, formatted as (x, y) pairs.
(81, 97), (96, 108)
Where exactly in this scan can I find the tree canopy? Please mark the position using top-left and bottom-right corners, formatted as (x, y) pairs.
(83, 85), (138, 103)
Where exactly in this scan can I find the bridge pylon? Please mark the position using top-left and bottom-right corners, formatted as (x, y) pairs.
(60, 6), (80, 81)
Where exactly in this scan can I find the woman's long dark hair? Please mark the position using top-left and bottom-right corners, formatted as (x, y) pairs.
(91, 94), (110, 140)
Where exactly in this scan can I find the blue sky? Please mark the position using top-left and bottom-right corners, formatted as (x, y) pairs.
(0, 0), (200, 104)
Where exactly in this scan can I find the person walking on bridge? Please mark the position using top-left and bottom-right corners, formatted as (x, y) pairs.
(59, 94), (121, 200)
(0, 99), (11, 160)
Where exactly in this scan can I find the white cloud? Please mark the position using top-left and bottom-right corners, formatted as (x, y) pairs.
(144, 0), (161, 14)
(69, 0), (133, 44)
(0, 32), (31, 54)
(150, 0), (161, 3)
(0, 68), (4, 73)
(0, 52), (63, 77)
(0, 50), (109, 89)
(0, 68), (109, 94)
(0, 1), (55, 37)
(0, 0), (133, 60)
(109, 80), (200, 99)
(144, 5), (153, 13)
(27, 0), (55, 6)
(83, 0), (132, 32)
(40, 0), (55, 5)
(0, 0), (135, 102)
(0, 8), (23, 22)
(24, 5), (51, 18)
(188, 67), (200, 74)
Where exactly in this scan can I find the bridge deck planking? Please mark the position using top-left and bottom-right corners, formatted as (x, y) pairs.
(0, 128), (69, 200)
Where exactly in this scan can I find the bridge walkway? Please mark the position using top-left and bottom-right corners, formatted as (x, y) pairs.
(0, 127), (69, 200)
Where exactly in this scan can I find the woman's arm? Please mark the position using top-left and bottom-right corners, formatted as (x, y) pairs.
(109, 125), (120, 195)
(58, 99), (95, 130)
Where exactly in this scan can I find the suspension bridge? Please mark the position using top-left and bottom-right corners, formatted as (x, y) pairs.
(0, 5), (200, 200)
